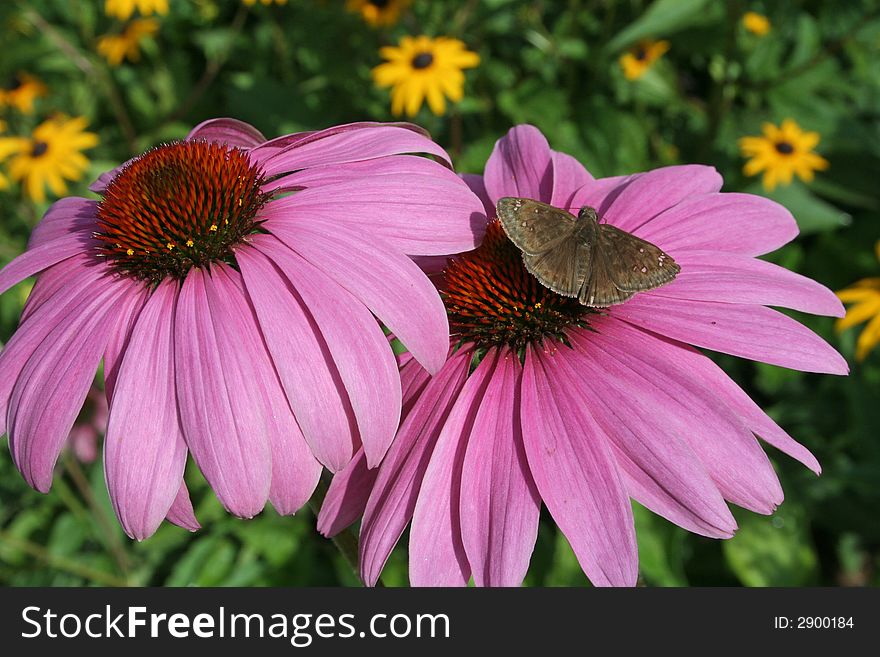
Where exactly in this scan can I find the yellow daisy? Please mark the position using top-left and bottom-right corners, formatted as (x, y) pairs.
(242, 0), (289, 6)
(738, 119), (829, 191)
(836, 242), (880, 361)
(347, 0), (411, 27)
(742, 12), (771, 36)
(0, 116), (98, 203)
(97, 19), (160, 67)
(0, 73), (48, 114)
(619, 39), (670, 81)
(104, 0), (168, 20)
(373, 35), (480, 117)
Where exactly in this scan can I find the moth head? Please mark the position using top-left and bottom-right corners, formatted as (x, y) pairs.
(578, 206), (599, 222)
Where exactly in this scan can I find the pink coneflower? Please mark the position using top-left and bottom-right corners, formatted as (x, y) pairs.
(318, 125), (848, 587)
(0, 118), (483, 540)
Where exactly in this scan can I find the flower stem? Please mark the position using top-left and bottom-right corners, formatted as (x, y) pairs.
(0, 530), (130, 587)
(63, 455), (132, 581)
(307, 475), (384, 587)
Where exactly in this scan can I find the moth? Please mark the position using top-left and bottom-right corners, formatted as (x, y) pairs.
(496, 197), (680, 307)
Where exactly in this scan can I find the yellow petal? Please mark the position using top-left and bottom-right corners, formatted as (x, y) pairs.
(836, 297), (880, 330)
(855, 312), (880, 360)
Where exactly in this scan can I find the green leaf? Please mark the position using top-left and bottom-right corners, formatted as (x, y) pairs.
(723, 506), (818, 586)
(633, 503), (689, 586)
(607, 0), (721, 52)
(747, 181), (850, 234)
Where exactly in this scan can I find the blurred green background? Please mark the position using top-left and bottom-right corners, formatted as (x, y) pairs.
(0, 0), (878, 587)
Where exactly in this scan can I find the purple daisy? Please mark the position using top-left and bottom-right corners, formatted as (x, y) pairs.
(0, 118), (484, 540)
(318, 124), (848, 587)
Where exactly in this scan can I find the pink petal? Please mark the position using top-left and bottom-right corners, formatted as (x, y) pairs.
(7, 279), (138, 492)
(264, 379), (322, 517)
(409, 350), (501, 586)
(359, 348), (472, 586)
(0, 232), (88, 296)
(484, 125), (553, 202)
(604, 323), (821, 474)
(267, 222), (449, 373)
(317, 448), (376, 537)
(317, 347), (447, 540)
(399, 352), (434, 417)
(261, 168), (484, 256)
(461, 173), (493, 217)
(550, 151), (594, 208)
(186, 118), (266, 148)
(258, 239), (400, 469)
(20, 254), (98, 324)
(636, 192), (798, 256)
(103, 282), (150, 403)
(611, 443), (736, 538)
(653, 250), (844, 317)
(174, 266), (271, 517)
(261, 153), (463, 195)
(574, 321), (785, 514)
(600, 165), (723, 232)
(236, 243), (357, 471)
(218, 265), (321, 517)
(104, 280), (188, 540)
(27, 197), (97, 249)
(459, 351), (541, 587)
(557, 335), (736, 538)
(566, 173), (636, 215)
(611, 295), (848, 374)
(257, 125), (452, 177)
(0, 259), (111, 435)
(521, 346), (637, 587)
(250, 122), (431, 163)
(165, 481), (200, 532)
(90, 162), (132, 194)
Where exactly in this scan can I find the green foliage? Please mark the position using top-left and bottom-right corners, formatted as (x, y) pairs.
(1, 0), (878, 587)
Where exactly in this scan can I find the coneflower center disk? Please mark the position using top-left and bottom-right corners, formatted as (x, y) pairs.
(775, 141), (794, 155)
(444, 220), (590, 350)
(96, 141), (267, 283)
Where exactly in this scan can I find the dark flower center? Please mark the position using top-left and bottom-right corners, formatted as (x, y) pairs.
(31, 141), (49, 158)
(5, 74), (24, 91)
(95, 141), (268, 284)
(368, 0), (390, 7)
(412, 52), (434, 69)
(775, 141), (795, 155)
(443, 219), (590, 351)
(634, 46), (648, 61)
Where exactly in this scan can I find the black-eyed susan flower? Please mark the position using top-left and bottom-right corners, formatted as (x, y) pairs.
(347, 0), (411, 27)
(739, 119), (829, 191)
(619, 39), (670, 80)
(0, 73), (48, 114)
(0, 115), (98, 202)
(373, 35), (480, 117)
(836, 242), (880, 361)
(97, 19), (159, 67)
(742, 11), (771, 36)
(104, 0), (168, 20)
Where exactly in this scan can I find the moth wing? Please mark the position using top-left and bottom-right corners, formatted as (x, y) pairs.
(496, 197), (580, 256)
(522, 235), (591, 298)
(596, 224), (680, 292)
(578, 244), (637, 307)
